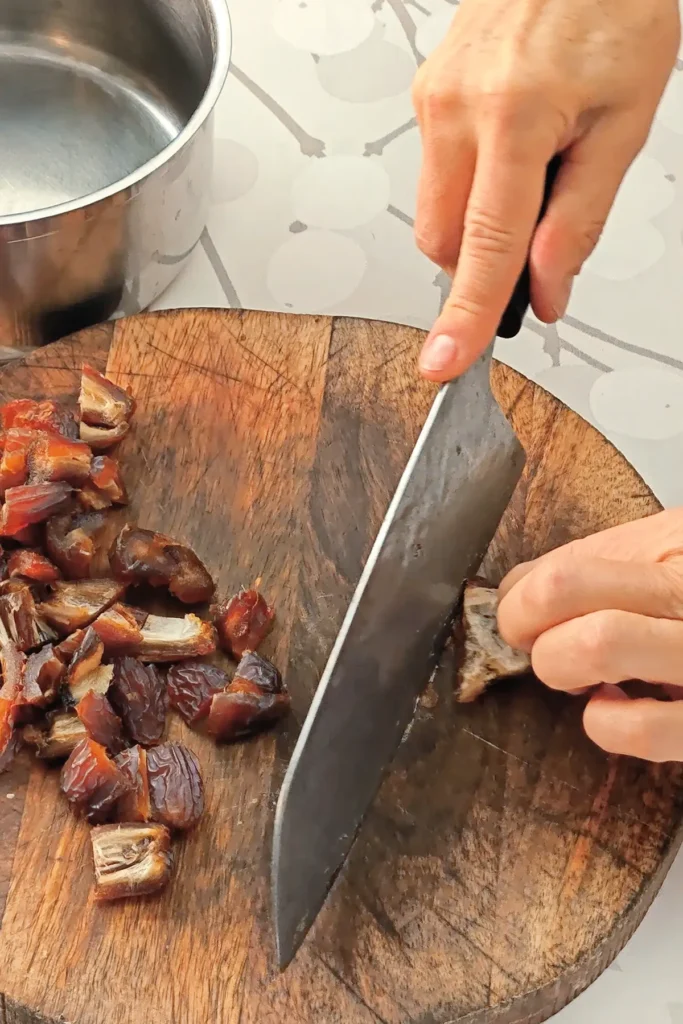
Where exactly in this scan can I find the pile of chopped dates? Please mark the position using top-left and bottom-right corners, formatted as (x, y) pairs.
(0, 367), (289, 902)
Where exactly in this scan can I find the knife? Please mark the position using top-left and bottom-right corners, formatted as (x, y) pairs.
(272, 156), (562, 969)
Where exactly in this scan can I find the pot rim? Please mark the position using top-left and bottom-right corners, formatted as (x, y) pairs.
(0, 0), (232, 228)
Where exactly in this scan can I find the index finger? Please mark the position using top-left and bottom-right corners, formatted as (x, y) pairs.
(419, 131), (553, 381)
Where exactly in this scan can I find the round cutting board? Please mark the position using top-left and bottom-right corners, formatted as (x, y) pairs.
(0, 309), (679, 1024)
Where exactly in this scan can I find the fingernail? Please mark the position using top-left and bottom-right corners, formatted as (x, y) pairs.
(420, 333), (458, 374)
(552, 277), (573, 320)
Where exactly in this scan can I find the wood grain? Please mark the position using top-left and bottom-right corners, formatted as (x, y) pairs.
(0, 309), (678, 1024)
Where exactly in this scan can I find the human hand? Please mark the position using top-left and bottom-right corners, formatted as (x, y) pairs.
(497, 510), (683, 762)
(412, 0), (680, 381)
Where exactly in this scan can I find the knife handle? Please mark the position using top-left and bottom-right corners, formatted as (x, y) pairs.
(496, 154), (562, 340)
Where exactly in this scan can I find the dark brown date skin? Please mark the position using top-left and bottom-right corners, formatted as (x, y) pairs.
(114, 745), (151, 822)
(60, 737), (131, 824)
(213, 590), (274, 658)
(77, 691), (126, 755)
(204, 680), (290, 742)
(109, 657), (168, 746)
(146, 742), (204, 831)
(166, 660), (230, 725)
(110, 525), (215, 604)
(233, 651), (283, 694)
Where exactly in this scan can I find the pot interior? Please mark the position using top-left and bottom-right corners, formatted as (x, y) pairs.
(0, 0), (217, 219)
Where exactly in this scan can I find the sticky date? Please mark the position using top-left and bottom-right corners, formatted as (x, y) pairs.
(146, 742), (204, 831)
(61, 737), (131, 824)
(213, 590), (275, 658)
(110, 525), (215, 604)
(110, 657), (168, 746)
(204, 680), (290, 742)
(77, 691), (126, 755)
(166, 660), (229, 725)
(114, 745), (151, 822)
(90, 823), (172, 901)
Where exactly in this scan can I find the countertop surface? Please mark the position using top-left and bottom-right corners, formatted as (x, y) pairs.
(154, 0), (683, 1018)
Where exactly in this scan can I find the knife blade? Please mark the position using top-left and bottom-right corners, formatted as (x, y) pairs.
(272, 156), (561, 969)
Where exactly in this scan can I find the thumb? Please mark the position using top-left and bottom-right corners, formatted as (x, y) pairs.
(529, 111), (651, 323)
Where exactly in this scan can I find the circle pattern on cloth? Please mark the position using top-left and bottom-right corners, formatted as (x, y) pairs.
(291, 156), (391, 229)
(316, 39), (415, 102)
(267, 230), (367, 310)
(272, 0), (375, 55)
(212, 140), (259, 204)
(585, 155), (674, 281)
(589, 367), (683, 440)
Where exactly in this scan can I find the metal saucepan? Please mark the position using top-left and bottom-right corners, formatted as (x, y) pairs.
(0, 0), (231, 348)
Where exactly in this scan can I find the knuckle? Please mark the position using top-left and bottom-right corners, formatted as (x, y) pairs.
(655, 561), (683, 618)
(414, 226), (452, 267)
(412, 72), (456, 120)
(463, 206), (517, 258)
(443, 290), (485, 320)
(525, 560), (574, 613)
(576, 611), (623, 678)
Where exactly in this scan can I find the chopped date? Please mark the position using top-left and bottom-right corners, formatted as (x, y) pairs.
(110, 525), (215, 604)
(137, 613), (216, 663)
(0, 398), (78, 438)
(7, 549), (61, 583)
(90, 823), (172, 901)
(28, 434), (92, 485)
(110, 657), (168, 746)
(38, 579), (127, 634)
(0, 429), (35, 494)
(204, 680), (290, 742)
(70, 663), (114, 705)
(57, 629), (87, 659)
(0, 580), (56, 651)
(77, 691), (126, 755)
(79, 365), (134, 450)
(0, 645), (23, 771)
(46, 511), (110, 580)
(146, 742), (204, 831)
(24, 712), (87, 760)
(0, 481), (73, 536)
(233, 651), (283, 694)
(0, 366), (288, 901)
(66, 627), (105, 696)
(79, 420), (130, 451)
(88, 456), (127, 505)
(166, 660), (229, 725)
(213, 590), (275, 659)
(21, 645), (65, 708)
(92, 602), (145, 654)
(114, 745), (151, 822)
(80, 365), (135, 429)
(61, 737), (131, 824)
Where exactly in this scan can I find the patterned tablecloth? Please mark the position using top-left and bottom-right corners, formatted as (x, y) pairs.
(155, 1), (683, 1018)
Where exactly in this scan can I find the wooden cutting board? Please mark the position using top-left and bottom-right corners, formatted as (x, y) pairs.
(0, 309), (680, 1024)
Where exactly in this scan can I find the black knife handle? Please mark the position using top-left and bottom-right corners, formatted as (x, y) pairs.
(496, 154), (562, 340)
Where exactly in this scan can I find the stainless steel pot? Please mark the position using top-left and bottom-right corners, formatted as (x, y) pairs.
(0, 0), (231, 347)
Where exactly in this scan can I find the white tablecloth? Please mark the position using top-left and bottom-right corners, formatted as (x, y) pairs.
(155, 1), (683, 1018)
